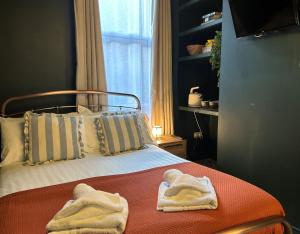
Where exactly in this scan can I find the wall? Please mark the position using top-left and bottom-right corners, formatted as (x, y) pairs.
(0, 0), (76, 113)
(218, 0), (300, 229)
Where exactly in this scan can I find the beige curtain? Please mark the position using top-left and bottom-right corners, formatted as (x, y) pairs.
(74, 0), (107, 111)
(151, 0), (173, 135)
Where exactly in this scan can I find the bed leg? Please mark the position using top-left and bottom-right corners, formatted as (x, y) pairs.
(282, 219), (293, 234)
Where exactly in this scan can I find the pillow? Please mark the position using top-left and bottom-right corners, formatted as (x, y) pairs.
(77, 106), (155, 153)
(76, 105), (100, 154)
(101, 111), (155, 145)
(24, 112), (84, 164)
(77, 105), (93, 115)
(79, 115), (102, 154)
(96, 114), (145, 155)
(0, 117), (25, 166)
(136, 112), (156, 145)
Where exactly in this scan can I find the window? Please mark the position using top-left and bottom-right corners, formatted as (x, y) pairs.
(99, 0), (153, 116)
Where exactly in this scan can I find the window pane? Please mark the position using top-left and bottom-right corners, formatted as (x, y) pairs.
(99, 0), (153, 116)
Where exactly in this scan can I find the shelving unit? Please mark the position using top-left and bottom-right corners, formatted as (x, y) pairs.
(172, 0), (222, 161)
(178, 0), (203, 12)
(178, 106), (219, 117)
(179, 52), (211, 62)
(179, 19), (222, 37)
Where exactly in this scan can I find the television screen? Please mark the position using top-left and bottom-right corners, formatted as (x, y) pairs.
(229, 0), (300, 38)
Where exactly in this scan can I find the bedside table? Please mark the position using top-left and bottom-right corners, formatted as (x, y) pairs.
(156, 135), (187, 159)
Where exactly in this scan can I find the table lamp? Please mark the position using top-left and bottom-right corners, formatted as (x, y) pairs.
(152, 125), (162, 140)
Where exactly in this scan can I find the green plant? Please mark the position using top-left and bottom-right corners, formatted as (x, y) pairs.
(210, 31), (222, 78)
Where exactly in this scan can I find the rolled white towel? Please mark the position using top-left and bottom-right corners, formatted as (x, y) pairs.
(73, 183), (96, 199)
(164, 174), (211, 197)
(157, 169), (218, 212)
(47, 184), (128, 234)
(163, 169), (183, 185)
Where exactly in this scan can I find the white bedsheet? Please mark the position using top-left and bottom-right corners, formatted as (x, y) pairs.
(0, 145), (187, 197)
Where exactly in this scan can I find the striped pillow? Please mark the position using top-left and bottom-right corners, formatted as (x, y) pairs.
(24, 112), (84, 164)
(77, 106), (155, 144)
(77, 107), (155, 155)
(96, 114), (145, 155)
(101, 111), (155, 145)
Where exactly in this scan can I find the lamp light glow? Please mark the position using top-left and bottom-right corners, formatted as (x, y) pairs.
(152, 125), (162, 139)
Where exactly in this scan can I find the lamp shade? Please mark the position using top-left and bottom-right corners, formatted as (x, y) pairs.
(152, 125), (162, 138)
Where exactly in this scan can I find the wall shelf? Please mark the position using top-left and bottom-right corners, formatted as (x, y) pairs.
(179, 0), (203, 11)
(179, 19), (222, 37)
(179, 52), (211, 62)
(179, 106), (219, 117)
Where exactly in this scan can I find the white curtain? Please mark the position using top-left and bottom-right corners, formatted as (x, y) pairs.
(99, 0), (153, 115)
(74, 0), (107, 111)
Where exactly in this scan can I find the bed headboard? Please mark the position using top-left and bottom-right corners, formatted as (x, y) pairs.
(0, 90), (141, 117)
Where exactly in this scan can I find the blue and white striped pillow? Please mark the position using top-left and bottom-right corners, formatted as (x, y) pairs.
(24, 112), (84, 164)
(101, 111), (155, 145)
(96, 114), (145, 155)
(77, 106), (155, 146)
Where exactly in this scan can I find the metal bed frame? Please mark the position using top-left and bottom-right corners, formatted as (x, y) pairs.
(0, 90), (293, 234)
(1, 90), (141, 117)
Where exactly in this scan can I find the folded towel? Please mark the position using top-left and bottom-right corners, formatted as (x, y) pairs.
(157, 169), (218, 212)
(73, 183), (95, 199)
(47, 183), (128, 234)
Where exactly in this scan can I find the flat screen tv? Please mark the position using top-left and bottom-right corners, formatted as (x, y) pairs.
(229, 0), (300, 38)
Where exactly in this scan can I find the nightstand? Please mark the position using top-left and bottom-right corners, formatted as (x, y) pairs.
(156, 135), (187, 159)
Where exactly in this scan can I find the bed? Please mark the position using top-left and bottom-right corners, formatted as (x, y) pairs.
(0, 90), (293, 234)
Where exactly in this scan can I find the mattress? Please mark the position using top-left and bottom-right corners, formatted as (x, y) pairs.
(0, 145), (186, 197)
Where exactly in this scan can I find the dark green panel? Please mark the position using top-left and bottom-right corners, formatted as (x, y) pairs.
(218, 0), (300, 228)
(0, 0), (76, 112)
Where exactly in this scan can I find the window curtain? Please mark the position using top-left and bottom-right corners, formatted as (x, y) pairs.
(99, 0), (153, 115)
(74, 0), (107, 111)
(151, 0), (173, 135)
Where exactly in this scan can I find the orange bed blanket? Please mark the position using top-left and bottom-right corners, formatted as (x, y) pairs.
(0, 162), (284, 234)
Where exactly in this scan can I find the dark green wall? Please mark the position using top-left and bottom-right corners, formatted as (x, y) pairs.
(218, 0), (300, 229)
(0, 0), (76, 113)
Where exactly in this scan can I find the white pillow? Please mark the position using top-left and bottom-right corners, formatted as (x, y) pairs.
(77, 105), (93, 114)
(79, 114), (102, 154)
(137, 112), (156, 145)
(0, 117), (25, 166)
(76, 106), (102, 154)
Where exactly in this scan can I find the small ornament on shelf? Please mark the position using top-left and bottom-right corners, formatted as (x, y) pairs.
(201, 12), (222, 25)
(203, 39), (215, 53)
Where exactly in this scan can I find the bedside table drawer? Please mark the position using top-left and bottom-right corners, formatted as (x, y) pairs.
(160, 141), (187, 159)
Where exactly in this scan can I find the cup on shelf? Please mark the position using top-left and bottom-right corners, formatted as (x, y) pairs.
(201, 101), (209, 107)
(209, 100), (219, 108)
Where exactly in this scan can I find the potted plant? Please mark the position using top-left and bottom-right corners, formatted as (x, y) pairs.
(210, 31), (222, 79)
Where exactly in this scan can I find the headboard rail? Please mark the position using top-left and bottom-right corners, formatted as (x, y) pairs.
(1, 90), (141, 117)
